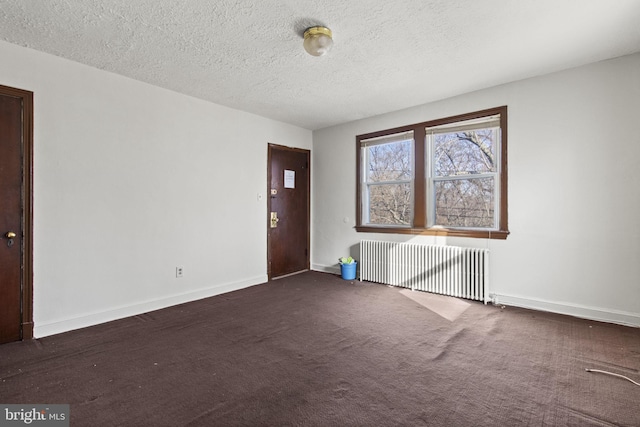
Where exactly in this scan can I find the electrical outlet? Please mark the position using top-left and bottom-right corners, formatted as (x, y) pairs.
(176, 266), (184, 278)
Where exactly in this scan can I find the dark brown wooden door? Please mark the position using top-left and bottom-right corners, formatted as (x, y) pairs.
(0, 92), (23, 343)
(0, 85), (33, 344)
(268, 145), (310, 279)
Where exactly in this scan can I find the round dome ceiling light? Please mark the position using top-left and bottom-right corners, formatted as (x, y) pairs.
(303, 26), (333, 57)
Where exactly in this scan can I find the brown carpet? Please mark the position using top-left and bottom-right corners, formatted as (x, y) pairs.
(1, 271), (639, 426)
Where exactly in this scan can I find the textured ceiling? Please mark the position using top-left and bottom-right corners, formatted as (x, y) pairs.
(1, 0), (639, 130)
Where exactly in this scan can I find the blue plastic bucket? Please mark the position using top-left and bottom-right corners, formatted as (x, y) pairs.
(340, 261), (357, 280)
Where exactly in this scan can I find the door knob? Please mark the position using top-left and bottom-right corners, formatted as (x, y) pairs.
(5, 231), (16, 239)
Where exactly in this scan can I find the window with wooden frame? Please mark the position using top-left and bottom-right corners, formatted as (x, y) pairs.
(356, 106), (509, 239)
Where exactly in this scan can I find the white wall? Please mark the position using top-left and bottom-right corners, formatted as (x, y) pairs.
(0, 40), (312, 337)
(312, 52), (640, 327)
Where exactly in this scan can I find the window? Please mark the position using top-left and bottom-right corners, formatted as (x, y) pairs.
(356, 106), (509, 239)
(428, 115), (500, 229)
(360, 131), (414, 226)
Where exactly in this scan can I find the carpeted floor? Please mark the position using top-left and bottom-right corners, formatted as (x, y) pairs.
(1, 271), (639, 426)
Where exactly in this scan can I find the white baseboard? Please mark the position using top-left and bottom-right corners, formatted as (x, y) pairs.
(493, 293), (640, 328)
(37, 273), (636, 338)
(311, 263), (341, 275)
(34, 275), (268, 338)
(312, 264), (639, 328)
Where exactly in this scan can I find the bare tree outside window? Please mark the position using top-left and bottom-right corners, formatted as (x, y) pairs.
(432, 129), (497, 228)
(363, 137), (413, 226)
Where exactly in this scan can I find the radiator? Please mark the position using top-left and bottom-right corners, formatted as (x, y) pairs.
(359, 240), (489, 303)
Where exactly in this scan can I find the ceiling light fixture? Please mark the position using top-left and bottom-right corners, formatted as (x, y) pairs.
(303, 26), (333, 57)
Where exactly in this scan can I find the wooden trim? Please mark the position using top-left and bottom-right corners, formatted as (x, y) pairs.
(357, 106), (506, 141)
(355, 226), (509, 240)
(358, 124), (418, 142)
(267, 143), (311, 280)
(0, 84), (34, 339)
(499, 107), (508, 234)
(267, 145), (272, 278)
(267, 144), (274, 279)
(413, 126), (426, 228)
(356, 106), (509, 240)
(355, 138), (362, 229)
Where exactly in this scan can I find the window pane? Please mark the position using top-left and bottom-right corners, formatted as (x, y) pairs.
(367, 183), (412, 225)
(433, 129), (497, 177)
(434, 178), (494, 228)
(366, 139), (412, 182)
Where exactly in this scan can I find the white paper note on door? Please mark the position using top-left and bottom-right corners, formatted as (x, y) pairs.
(284, 170), (295, 189)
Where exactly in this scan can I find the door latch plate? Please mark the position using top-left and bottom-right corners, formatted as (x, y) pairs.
(270, 212), (279, 228)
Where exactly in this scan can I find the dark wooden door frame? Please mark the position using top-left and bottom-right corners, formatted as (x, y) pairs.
(267, 143), (310, 280)
(0, 84), (34, 340)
